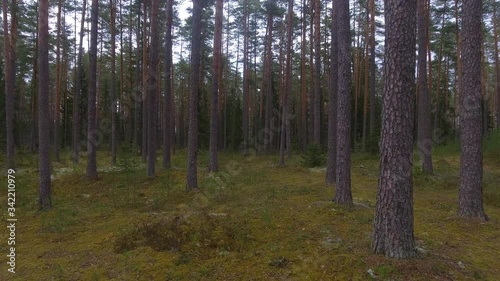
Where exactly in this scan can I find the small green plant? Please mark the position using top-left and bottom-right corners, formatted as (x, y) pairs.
(117, 144), (140, 172)
(301, 143), (326, 167)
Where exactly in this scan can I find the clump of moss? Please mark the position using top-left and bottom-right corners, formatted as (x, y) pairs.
(114, 212), (250, 255)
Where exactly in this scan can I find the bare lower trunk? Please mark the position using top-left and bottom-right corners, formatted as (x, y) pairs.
(458, 0), (487, 220)
(372, 0), (417, 258)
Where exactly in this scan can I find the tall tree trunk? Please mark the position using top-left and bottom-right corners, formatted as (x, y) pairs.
(209, 0), (222, 172)
(134, 1), (141, 151)
(186, 0), (203, 190)
(326, 1), (338, 186)
(417, 0), (433, 174)
(300, 0), (307, 151)
(263, 9), (274, 153)
(141, 1), (148, 162)
(110, 0), (117, 165)
(372, 0), (418, 258)
(362, 7), (370, 151)
(147, 0), (159, 177)
(458, 0), (487, 220)
(333, 0), (352, 205)
(313, 0), (321, 145)
(38, 0), (52, 210)
(454, 0), (462, 133)
(434, 2), (446, 132)
(280, 0), (293, 166)
(493, 1), (500, 128)
(163, 0), (173, 168)
(86, 0), (99, 180)
(73, 0), (86, 164)
(54, 0), (63, 162)
(242, 0), (249, 154)
(2, 0), (15, 168)
(30, 25), (38, 154)
(368, 0), (376, 137)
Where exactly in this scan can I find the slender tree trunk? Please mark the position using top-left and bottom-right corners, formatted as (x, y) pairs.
(263, 10), (274, 153)
(186, 0), (203, 190)
(163, 0), (173, 168)
(333, 0), (352, 205)
(280, 0), (293, 165)
(417, 0), (433, 174)
(326, 1), (338, 186)
(2, 0), (15, 168)
(134, 1), (141, 151)
(110, 0), (117, 165)
(434, 3), (446, 132)
(73, 0), (86, 164)
(369, 0), (376, 137)
(493, 1), (500, 128)
(313, 0), (321, 145)
(458, 0), (487, 220)
(372, 0), (418, 258)
(209, 0), (222, 171)
(86, 0), (99, 180)
(362, 7), (369, 151)
(147, 0), (159, 177)
(30, 28), (38, 153)
(242, 0), (249, 154)
(141, 1), (148, 162)
(300, 0), (307, 151)
(38, 0), (52, 210)
(454, 0), (462, 132)
(54, 0), (63, 162)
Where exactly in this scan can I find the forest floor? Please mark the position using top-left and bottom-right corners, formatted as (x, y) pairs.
(1, 132), (500, 281)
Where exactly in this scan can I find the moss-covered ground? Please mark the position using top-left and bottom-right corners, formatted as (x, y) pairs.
(1, 132), (499, 280)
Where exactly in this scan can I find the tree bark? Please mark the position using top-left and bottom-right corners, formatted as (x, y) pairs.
(73, 0), (86, 164)
(417, 0), (433, 174)
(54, 0), (63, 162)
(313, 0), (321, 145)
(147, 0), (159, 177)
(493, 1), (500, 128)
(186, 0), (203, 190)
(2, 0), (15, 168)
(300, 0), (307, 151)
(110, 0), (117, 165)
(368, 0), (376, 137)
(280, 0), (293, 166)
(326, 0), (337, 186)
(210, 0), (222, 172)
(242, 0), (249, 154)
(86, 0), (99, 180)
(372, 0), (418, 258)
(163, 0), (173, 168)
(458, 0), (487, 220)
(333, 0), (352, 205)
(38, 0), (52, 210)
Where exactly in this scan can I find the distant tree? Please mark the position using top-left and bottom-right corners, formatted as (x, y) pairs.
(163, 0), (174, 169)
(313, 0), (321, 145)
(333, 0), (352, 205)
(54, 0), (63, 162)
(242, 0), (249, 154)
(458, 0), (487, 220)
(37, 0), (52, 210)
(73, 0), (86, 164)
(209, 0), (223, 172)
(368, 0), (376, 137)
(147, 0), (159, 177)
(494, 1), (500, 128)
(86, 0), (99, 180)
(110, 0), (117, 165)
(372, 0), (418, 258)
(186, 0), (203, 190)
(417, 0), (433, 174)
(2, 0), (16, 168)
(326, 0), (337, 186)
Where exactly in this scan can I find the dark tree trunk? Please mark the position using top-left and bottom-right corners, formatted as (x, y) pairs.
(54, 0), (62, 162)
(242, 0), (249, 154)
(163, 0), (173, 168)
(300, 0), (307, 151)
(263, 9), (274, 153)
(493, 2), (500, 128)
(134, 2), (141, 151)
(141, 1), (148, 162)
(372, 0), (418, 259)
(280, 0), (293, 166)
(2, 0), (15, 168)
(186, 0), (203, 190)
(326, 0), (338, 186)
(86, 0), (99, 180)
(147, 0), (159, 177)
(110, 0), (117, 165)
(209, 0), (222, 172)
(38, 0), (52, 210)
(333, 0), (352, 205)
(458, 0), (487, 220)
(73, 0), (86, 164)
(313, 0), (321, 145)
(417, 0), (433, 174)
(369, 0), (376, 137)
